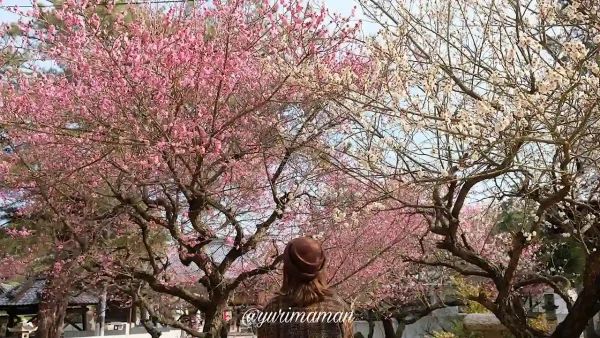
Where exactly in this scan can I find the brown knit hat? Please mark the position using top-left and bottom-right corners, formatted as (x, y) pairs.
(283, 237), (326, 282)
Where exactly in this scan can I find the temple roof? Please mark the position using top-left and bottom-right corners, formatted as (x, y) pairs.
(0, 283), (13, 294)
(0, 277), (98, 309)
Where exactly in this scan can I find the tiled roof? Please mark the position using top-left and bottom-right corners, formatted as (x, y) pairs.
(0, 278), (98, 307)
(0, 283), (13, 294)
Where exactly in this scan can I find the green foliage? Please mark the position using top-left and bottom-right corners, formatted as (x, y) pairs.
(0, 0), (139, 75)
(538, 238), (585, 284)
(497, 200), (526, 232)
(0, 39), (30, 74)
(0, 205), (63, 273)
(0, 194), (170, 282)
(496, 199), (537, 233)
(497, 198), (585, 284)
(35, 0), (136, 34)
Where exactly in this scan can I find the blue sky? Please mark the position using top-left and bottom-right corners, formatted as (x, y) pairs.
(0, 2), (19, 23)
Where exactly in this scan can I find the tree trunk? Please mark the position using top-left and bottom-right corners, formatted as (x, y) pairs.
(551, 252), (600, 338)
(550, 291), (600, 338)
(367, 311), (375, 338)
(6, 314), (16, 337)
(36, 270), (77, 338)
(395, 322), (406, 338)
(383, 318), (405, 338)
(382, 318), (395, 338)
(493, 296), (546, 338)
(584, 317), (600, 338)
(202, 303), (226, 338)
(140, 319), (162, 338)
(489, 252), (600, 338)
(219, 321), (229, 338)
(37, 290), (70, 338)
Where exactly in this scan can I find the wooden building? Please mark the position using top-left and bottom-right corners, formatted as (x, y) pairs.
(0, 277), (98, 337)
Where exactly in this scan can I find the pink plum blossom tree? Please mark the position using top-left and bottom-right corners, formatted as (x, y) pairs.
(0, 0), (372, 337)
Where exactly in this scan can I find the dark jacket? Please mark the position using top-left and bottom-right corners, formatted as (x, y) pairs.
(257, 294), (353, 338)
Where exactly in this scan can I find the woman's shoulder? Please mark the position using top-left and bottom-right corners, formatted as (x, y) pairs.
(315, 293), (351, 312)
(261, 294), (289, 311)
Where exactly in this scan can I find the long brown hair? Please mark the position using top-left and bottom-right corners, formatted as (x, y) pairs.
(279, 264), (332, 307)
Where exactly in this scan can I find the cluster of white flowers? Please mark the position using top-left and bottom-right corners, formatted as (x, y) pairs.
(441, 81), (453, 95)
(537, 77), (558, 94)
(523, 231), (537, 242)
(587, 60), (600, 76)
(518, 36), (540, 50)
(365, 147), (382, 164)
(475, 100), (492, 115)
(549, 266), (566, 274)
(577, 213), (598, 234)
(312, 231), (325, 240)
(548, 69), (568, 87)
(563, 40), (588, 60)
(537, 0), (557, 23)
(383, 136), (395, 147)
(489, 71), (504, 85)
(372, 202), (386, 210)
(332, 208), (346, 223)
(562, 1), (585, 22)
